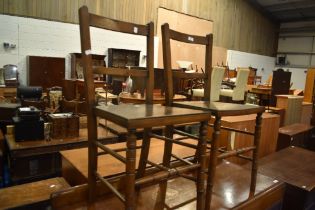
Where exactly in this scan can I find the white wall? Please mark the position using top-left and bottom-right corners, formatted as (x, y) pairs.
(0, 14), (159, 85)
(227, 50), (276, 84)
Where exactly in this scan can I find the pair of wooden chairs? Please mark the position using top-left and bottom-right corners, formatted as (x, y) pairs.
(79, 6), (264, 210)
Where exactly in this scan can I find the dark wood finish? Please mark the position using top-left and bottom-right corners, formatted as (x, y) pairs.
(6, 126), (117, 184)
(270, 69), (292, 106)
(246, 147), (315, 210)
(0, 177), (69, 210)
(107, 48), (140, 68)
(277, 123), (314, 151)
(28, 56), (65, 91)
(79, 6), (210, 209)
(161, 22), (266, 210)
(70, 53), (106, 79)
(52, 161), (285, 210)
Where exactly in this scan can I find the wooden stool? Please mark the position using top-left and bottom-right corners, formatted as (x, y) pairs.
(79, 6), (211, 210)
(161, 23), (265, 210)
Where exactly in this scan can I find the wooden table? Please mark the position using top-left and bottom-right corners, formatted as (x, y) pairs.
(0, 177), (69, 209)
(277, 123), (313, 151)
(53, 155), (285, 210)
(119, 92), (186, 104)
(246, 147), (315, 210)
(6, 126), (117, 184)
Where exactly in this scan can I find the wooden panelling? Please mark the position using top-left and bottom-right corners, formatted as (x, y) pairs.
(0, 0), (278, 56)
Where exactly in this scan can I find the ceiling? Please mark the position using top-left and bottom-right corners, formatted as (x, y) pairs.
(248, 0), (315, 34)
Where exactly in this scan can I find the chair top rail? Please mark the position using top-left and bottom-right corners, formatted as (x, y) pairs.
(89, 13), (148, 36)
(169, 29), (209, 45)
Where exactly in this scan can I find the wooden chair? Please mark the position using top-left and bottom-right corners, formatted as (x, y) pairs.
(79, 6), (210, 210)
(161, 23), (265, 210)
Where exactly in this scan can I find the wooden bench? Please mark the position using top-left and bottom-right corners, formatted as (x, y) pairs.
(0, 177), (69, 209)
(277, 123), (313, 151)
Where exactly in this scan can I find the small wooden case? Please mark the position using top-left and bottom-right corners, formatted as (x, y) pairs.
(48, 113), (79, 139)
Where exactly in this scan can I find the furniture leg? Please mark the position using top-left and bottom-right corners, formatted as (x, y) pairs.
(155, 125), (174, 207)
(250, 112), (263, 192)
(136, 128), (151, 179)
(88, 119), (98, 204)
(205, 115), (221, 210)
(125, 129), (137, 209)
(196, 121), (208, 210)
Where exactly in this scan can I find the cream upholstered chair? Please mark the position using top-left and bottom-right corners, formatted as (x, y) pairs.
(220, 67), (250, 102)
(189, 66), (225, 101)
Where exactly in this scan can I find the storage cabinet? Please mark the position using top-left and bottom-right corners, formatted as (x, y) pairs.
(28, 56), (65, 91)
(70, 53), (106, 79)
(108, 48), (140, 68)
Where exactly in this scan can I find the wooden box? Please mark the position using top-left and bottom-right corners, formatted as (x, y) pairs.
(48, 113), (79, 139)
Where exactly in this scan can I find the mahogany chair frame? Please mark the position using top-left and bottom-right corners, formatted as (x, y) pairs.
(161, 23), (265, 210)
(79, 6), (211, 210)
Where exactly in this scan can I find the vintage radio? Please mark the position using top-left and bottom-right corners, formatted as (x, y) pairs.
(48, 113), (79, 139)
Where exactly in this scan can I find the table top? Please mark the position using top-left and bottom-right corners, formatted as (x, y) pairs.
(278, 123), (313, 136)
(119, 92), (186, 104)
(173, 101), (265, 117)
(247, 147), (315, 191)
(0, 177), (69, 209)
(94, 103), (211, 129)
(6, 126), (117, 157)
(55, 158), (285, 210)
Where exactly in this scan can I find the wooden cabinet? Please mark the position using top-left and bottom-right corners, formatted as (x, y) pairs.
(108, 48), (140, 68)
(28, 56), (65, 91)
(70, 53), (106, 79)
(208, 113), (280, 164)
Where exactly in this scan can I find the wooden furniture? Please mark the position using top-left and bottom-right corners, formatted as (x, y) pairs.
(301, 102), (312, 125)
(0, 130), (3, 185)
(79, 6), (210, 210)
(108, 48), (140, 68)
(0, 86), (17, 102)
(119, 92), (186, 104)
(0, 177), (69, 209)
(70, 53), (106, 79)
(53, 154), (285, 210)
(161, 23), (265, 210)
(303, 68), (315, 103)
(277, 123), (313, 151)
(276, 95), (304, 126)
(270, 69), (291, 106)
(28, 56), (65, 91)
(248, 147), (315, 210)
(6, 126), (117, 184)
(208, 112), (280, 165)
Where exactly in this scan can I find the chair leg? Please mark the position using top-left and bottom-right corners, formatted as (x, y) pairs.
(136, 128), (151, 179)
(88, 119), (98, 205)
(154, 125), (174, 207)
(250, 112), (263, 192)
(125, 129), (137, 209)
(205, 116), (221, 210)
(196, 121), (208, 210)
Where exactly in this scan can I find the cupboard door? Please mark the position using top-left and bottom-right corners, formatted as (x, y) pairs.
(28, 56), (65, 91)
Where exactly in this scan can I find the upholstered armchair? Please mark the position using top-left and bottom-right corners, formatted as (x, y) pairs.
(189, 66), (225, 101)
(220, 67), (250, 102)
